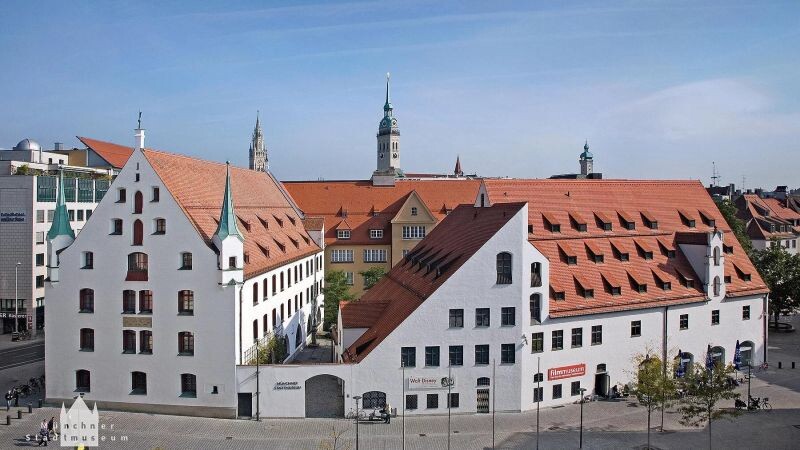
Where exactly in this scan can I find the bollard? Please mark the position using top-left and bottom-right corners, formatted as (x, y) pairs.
(38, 399), (43, 408)
(17, 410), (22, 419)
(778, 361), (782, 369)
(27, 404), (32, 413)
(5, 415), (9, 425)
(793, 362), (796, 369)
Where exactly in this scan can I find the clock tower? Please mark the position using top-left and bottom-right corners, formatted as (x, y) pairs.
(375, 73), (401, 175)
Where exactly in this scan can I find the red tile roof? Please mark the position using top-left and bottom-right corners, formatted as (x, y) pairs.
(735, 194), (800, 241)
(340, 202), (526, 362)
(483, 179), (769, 317)
(77, 136), (134, 169)
(282, 179), (481, 245)
(142, 149), (320, 278)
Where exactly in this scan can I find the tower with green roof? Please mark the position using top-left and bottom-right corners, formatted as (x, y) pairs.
(47, 171), (76, 283)
(213, 162), (244, 285)
(580, 140), (594, 176)
(375, 72), (401, 175)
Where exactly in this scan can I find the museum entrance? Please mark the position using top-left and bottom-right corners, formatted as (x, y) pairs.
(594, 363), (610, 398)
(305, 374), (345, 418)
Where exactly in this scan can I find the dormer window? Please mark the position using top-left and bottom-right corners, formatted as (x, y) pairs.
(369, 229), (384, 239)
(543, 213), (560, 233)
(337, 229), (351, 240)
(641, 211), (658, 229)
(551, 286), (565, 301)
(567, 255), (577, 265)
(595, 212), (612, 231)
(569, 212), (587, 232)
(618, 211), (635, 230)
(699, 210), (716, 227)
(678, 209), (696, 228)
(558, 243), (577, 265)
(724, 275), (732, 284)
(635, 240), (653, 260)
(676, 268), (694, 288)
(628, 272), (647, 293)
(733, 264), (752, 282)
(611, 241), (629, 261)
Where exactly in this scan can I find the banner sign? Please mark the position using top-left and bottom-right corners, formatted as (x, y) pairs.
(407, 376), (455, 390)
(548, 363), (586, 381)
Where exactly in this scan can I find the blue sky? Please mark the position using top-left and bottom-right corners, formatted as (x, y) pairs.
(1, 0), (798, 189)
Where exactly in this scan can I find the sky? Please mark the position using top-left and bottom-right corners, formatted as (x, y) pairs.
(1, 0), (798, 189)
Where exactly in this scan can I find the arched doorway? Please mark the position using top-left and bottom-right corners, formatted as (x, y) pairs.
(740, 341), (754, 367)
(594, 363), (610, 397)
(305, 375), (344, 418)
(361, 391), (386, 410)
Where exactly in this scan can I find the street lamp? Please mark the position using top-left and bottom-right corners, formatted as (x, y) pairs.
(353, 395), (362, 450)
(14, 262), (21, 334)
(579, 387), (587, 448)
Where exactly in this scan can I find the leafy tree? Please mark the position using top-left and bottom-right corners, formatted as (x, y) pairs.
(248, 335), (287, 364)
(322, 270), (354, 330)
(15, 164), (30, 175)
(630, 353), (678, 450)
(359, 266), (387, 290)
(714, 199), (752, 254)
(750, 243), (800, 328)
(678, 362), (741, 449)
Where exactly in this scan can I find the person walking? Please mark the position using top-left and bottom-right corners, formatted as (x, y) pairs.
(13, 389), (19, 407)
(383, 402), (391, 424)
(47, 416), (56, 439)
(4, 390), (11, 410)
(37, 419), (48, 446)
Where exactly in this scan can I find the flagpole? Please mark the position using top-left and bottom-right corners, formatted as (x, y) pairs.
(536, 356), (540, 450)
(402, 362), (405, 450)
(492, 358), (496, 449)
(448, 364), (452, 450)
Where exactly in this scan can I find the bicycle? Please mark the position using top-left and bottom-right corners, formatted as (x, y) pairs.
(345, 408), (368, 421)
(747, 396), (772, 411)
(754, 362), (769, 373)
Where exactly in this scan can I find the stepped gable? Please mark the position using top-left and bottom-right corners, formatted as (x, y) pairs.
(143, 149), (319, 278)
(484, 179), (769, 317)
(341, 202), (526, 362)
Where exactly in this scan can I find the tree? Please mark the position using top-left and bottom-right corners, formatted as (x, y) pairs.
(630, 353), (678, 450)
(359, 267), (387, 290)
(322, 270), (354, 331)
(678, 362), (741, 450)
(714, 199), (752, 254)
(14, 164), (30, 175)
(750, 243), (800, 328)
(318, 425), (352, 450)
(248, 335), (287, 365)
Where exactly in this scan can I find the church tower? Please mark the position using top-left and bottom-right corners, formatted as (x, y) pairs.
(579, 140), (593, 176)
(375, 73), (401, 175)
(249, 112), (268, 172)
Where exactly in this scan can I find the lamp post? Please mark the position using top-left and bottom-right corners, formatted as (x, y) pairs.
(492, 359), (496, 449)
(536, 357), (541, 450)
(579, 387), (587, 448)
(14, 262), (21, 334)
(255, 341), (260, 421)
(353, 395), (362, 450)
(401, 362), (405, 450)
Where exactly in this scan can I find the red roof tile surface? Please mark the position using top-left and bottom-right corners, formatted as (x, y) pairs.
(484, 179), (769, 317)
(77, 136), (134, 169)
(735, 194), (800, 241)
(282, 179), (481, 245)
(341, 202), (525, 362)
(142, 149), (320, 278)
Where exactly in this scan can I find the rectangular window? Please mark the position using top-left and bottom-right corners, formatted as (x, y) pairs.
(123, 330), (136, 353)
(82, 251), (94, 269)
(68, 209), (75, 221)
(475, 345), (490, 365)
(531, 332), (544, 353)
(370, 229), (384, 239)
(425, 346), (440, 367)
(37, 175), (57, 202)
(406, 394), (418, 410)
(551, 330), (564, 350)
(591, 325), (602, 345)
(139, 290), (153, 313)
(77, 209), (84, 221)
(571, 381), (582, 396)
(139, 330), (153, 353)
(36, 209), (45, 223)
(35, 275), (45, 288)
(426, 394), (438, 409)
(336, 229), (351, 240)
(742, 305), (750, 320)
(679, 314), (689, 330)
(330, 249), (354, 263)
(111, 219), (123, 235)
(449, 309), (464, 328)
(47, 210), (54, 222)
(344, 271), (354, 285)
(631, 320), (642, 337)
(711, 309), (720, 325)
(447, 393), (459, 408)
(449, 345), (463, 366)
(118, 188), (126, 203)
(475, 308), (490, 327)
(402, 225), (426, 240)
(77, 179), (93, 202)
(36, 232), (45, 244)
(571, 328), (582, 348)
(533, 387), (543, 403)
(501, 307), (515, 326)
(552, 384), (562, 399)
(363, 249), (387, 263)
(501, 343), (515, 364)
(35, 253), (45, 266)
(152, 187), (160, 202)
(401, 347), (416, 367)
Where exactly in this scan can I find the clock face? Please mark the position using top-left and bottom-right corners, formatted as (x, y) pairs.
(391, 119), (397, 126)
(393, 153), (398, 158)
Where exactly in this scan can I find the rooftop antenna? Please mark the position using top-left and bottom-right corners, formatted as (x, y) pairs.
(137, 111), (142, 129)
(711, 162), (720, 187)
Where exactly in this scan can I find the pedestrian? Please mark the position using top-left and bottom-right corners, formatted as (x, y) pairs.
(4, 390), (11, 410)
(47, 416), (56, 439)
(37, 419), (48, 446)
(383, 402), (391, 424)
(13, 389), (19, 407)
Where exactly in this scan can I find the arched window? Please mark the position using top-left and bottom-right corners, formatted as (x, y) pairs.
(79, 288), (94, 313)
(133, 219), (143, 245)
(178, 290), (194, 315)
(272, 309), (277, 328)
(140, 330), (152, 353)
(123, 290), (136, 313)
(287, 268), (292, 287)
(530, 294), (541, 323)
(531, 262), (542, 287)
(127, 252), (148, 281)
(272, 274), (277, 295)
(713, 246), (721, 266)
(361, 391), (386, 409)
(496, 252), (512, 284)
(180, 252), (192, 270)
(134, 191), (143, 214)
(263, 314), (269, 335)
(280, 273), (285, 291)
(76, 370), (91, 392)
(179, 331), (194, 355)
(123, 330), (136, 353)
(713, 276), (721, 296)
(139, 290), (153, 313)
(477, 377), (491, 387)
(79, 328), (94, 351)
(131, 371), (147, 394)
(263, 279), (268, 300)
(710, 346), (725, 368)
(181, 374), (197, 397)
(740, 341), (754, 367)
(252, 283), (259, 305)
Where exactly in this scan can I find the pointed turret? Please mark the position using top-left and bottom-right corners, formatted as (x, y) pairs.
(579, 140), (594, 176)
(47, 171), (76, 283)
(384, 72), (393, 113)
(454, 156), (463, 177)
(249, 111), (268, 172)
(213, 162), (244, 285)
(374, 72), (401, 182)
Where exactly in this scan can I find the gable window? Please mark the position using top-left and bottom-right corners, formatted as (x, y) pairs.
(336, 229), (351, 240)
(501, 344), (515, 364)
(411, 207), (418, 216)
(117, 188), (126, 203)
(369, 229), (384, 239)
(679, 314), (689, 330)
(134, 191), (143, 214)
(401, 347), (416, 367)
(742, 305), (750, 320)
(402, 225), (426, 240)
(133, 219), (143, 245)
(179, 290), (194, 315)
(79, 328), (94, 351)
(449, 309), (464, 328)
(711, 310), (720, 325)
(152, 187), (160, 202)
(530, 262), (542, 287)
(122, 290), (136, 313)
(181, 374), (197, 397)
(501, 307), (515, 326)
(496, 252), (512, 284)
(82, 251), (94, 269)
(131, 371), (147, 395)
(140, 330), (153, 354)
(449, 345), (464, 366)
(111, 219), (123, 235)
(139, 290), (153, 313)
(531, 332), (544, 353)
(631, 320), (642, 337)
(425, 346), (440, 367)
(154, 218), (166, 234)
(475, 345), (490, 365)
(123, 330), (137, 353)
(180, 252), (192, 270)
(475, 308), (490, 327)
(179, 331), (195, 355)
(79, 288), (94, 313)
(76, 370), (91, 393)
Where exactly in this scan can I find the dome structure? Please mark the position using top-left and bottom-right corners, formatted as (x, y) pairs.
(13, 138), (42, 151)
(580, 141), (593, 159)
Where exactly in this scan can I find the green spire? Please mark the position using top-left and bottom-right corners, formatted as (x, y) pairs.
(48, 171), (75, 240)
(214, 161), (243, 242)
(384, 72), (393, 114)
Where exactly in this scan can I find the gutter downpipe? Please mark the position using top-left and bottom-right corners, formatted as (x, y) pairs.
(662, 305), (669, 432)
(763, 293), (769, 364)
